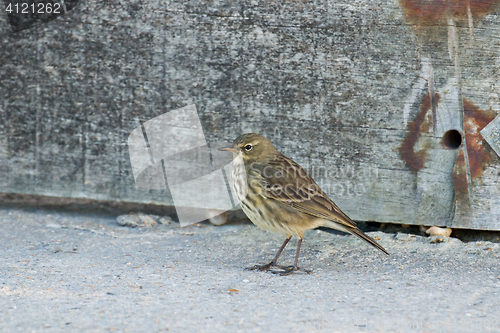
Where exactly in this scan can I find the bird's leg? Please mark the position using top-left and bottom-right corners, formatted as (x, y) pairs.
(272, 237), (312, 276)
(246, 235), (292, 271)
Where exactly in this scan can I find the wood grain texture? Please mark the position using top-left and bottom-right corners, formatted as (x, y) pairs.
(0, 0), (499, 229)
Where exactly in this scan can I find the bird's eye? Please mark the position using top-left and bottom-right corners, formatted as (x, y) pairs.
(244, 144), (253, 151)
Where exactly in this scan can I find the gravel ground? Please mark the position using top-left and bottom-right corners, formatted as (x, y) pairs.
(1, 206), (500, 332)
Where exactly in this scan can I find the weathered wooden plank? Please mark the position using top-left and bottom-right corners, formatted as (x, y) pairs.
(0, 0), (499, 229)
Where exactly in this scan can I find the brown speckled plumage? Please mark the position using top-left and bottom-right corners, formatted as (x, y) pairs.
(221, 133), (388, 275)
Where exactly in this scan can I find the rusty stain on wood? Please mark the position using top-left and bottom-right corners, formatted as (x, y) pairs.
(400, 0), (500, 24)
(453, 150), (469, 192)
(453, 146), (472, 224)
(450, 99), (497, 194)
(401, 94), (496, 182)
(450, 99), (497, 225)
(399, 93), (440, 172)
(461, 100), (497, 179)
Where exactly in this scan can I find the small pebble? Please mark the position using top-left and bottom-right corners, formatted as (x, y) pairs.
(426, 226), (452, 237)
(208, 211), (228, 226)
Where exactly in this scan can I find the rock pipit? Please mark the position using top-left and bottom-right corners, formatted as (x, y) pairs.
(220, 133), (388, 275)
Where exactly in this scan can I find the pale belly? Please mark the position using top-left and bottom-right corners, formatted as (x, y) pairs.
(231, 161), (322, 237)
(239, 196), (325, 237)
(240, 199), (295, 235)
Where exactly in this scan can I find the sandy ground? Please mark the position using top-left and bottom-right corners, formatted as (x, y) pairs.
(1, 205), (500, 332)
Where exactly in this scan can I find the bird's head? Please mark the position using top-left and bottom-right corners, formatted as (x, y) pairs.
(219, 133), (278, 164)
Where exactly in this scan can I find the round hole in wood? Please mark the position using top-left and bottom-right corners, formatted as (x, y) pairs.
(442, 130), (462, 149)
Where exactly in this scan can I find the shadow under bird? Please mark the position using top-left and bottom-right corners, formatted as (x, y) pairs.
(220, 133), (389, 275)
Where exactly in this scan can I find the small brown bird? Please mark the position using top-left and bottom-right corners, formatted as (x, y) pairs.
(220, 133), (388, 275)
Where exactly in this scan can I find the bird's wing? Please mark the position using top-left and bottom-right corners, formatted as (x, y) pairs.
(255, 154), (358, 229)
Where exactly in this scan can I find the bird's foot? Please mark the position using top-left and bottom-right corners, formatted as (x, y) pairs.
(270, 266), (312, 276)
(245, 261), (285, 271)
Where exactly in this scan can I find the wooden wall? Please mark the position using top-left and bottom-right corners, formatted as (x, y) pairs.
(1, 0), (499, 230)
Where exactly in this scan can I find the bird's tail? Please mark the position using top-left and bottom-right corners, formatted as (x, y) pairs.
(320, 221), (389, 256)
(347, 226), (389, 256)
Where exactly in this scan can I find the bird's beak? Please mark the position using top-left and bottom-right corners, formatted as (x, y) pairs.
(218, 147), (237, 152)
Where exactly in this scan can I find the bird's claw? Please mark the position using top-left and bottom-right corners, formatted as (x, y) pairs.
(245, 261), (283, 271)
(270, 266), (312, 276)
